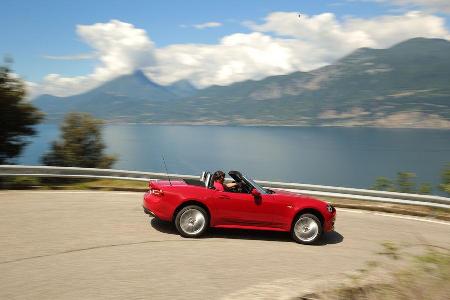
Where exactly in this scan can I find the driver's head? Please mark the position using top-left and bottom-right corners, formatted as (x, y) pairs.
(213, 170), (225, 182)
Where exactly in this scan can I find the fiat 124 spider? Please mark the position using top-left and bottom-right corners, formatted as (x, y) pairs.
(143, 171), (336, 244)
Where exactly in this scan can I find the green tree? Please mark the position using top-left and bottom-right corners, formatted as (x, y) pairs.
(371, 176), (396, 192)
(439, 164), (450, 196)
(42, 112), (116, 168)
(0, 62), (42, 163)
(417, 183), (432, 195)
(396, 172), (417, 193)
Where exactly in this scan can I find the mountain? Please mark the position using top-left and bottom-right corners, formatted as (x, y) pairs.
(167, 80), (197, 97)
(162, 37), (450, 127)
(33, 70), (196, 121)
(33, 38), (450, 128)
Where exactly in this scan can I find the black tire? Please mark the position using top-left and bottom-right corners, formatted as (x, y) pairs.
(291, 213), (322, 244)
(175, 205), (209, 238)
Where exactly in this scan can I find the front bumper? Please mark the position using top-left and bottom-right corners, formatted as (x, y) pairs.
(330, 216), (336, 231)
(323, 204), (336, 232)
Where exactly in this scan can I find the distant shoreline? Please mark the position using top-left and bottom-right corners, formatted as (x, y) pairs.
(40, 119), (450, 130)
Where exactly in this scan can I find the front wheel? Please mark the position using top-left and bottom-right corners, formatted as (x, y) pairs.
(291, 213), (322, 244)
(175, 205), (209, 238)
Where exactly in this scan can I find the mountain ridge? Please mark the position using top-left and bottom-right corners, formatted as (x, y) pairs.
(33, 37), (450, 128)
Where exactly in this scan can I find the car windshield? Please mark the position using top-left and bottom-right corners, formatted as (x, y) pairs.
(243, 175), (268, 194)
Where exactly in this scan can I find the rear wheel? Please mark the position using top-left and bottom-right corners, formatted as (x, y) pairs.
(291, 213), (322, 244)
(175, 205), (209, 238)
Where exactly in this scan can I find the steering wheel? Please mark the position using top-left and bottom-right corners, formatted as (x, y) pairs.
(228, 182), (248, 193)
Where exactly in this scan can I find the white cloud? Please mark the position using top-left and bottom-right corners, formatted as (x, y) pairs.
(248, 11), (449, 50)
(145, 33), (301, 87)
(34, 20), (156, 97)
(25, 81), (40, 100)
(193, 22), (222, 29)
(30, 12), (450, 97)
(148, 11), (449, 87)
(180, 22), (223, 29)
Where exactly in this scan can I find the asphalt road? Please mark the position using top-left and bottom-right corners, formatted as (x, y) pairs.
(0, 190), (449, 300)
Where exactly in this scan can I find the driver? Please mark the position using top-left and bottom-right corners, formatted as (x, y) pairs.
(212, 170), (237, 192)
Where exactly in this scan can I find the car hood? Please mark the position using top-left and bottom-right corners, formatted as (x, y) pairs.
(271, 189), (304, 197)
(271, 189), (327, 205)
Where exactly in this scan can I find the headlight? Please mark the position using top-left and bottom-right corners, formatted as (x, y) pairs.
(327, 204), (334, 213)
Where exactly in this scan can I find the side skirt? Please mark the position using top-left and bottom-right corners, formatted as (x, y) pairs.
(212, 224), (288, 232)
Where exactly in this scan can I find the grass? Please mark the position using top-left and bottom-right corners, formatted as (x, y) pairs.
(303, 243), (450, 300)
(0, 176), (147, 191)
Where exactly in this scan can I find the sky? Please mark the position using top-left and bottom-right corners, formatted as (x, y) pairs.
(1, 0), (450, 98)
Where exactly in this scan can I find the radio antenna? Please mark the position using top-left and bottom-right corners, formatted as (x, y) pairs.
(161, 155), (172, 186)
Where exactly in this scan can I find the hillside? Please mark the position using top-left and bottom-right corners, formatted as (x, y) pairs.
(33, 70), (197, 122)
(33, 38), (450, 128)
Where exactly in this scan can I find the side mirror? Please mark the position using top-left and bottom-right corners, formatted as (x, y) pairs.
(251, 188), (261, 198)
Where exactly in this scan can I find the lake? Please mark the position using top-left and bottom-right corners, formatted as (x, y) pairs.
(17, 124), (450, 194)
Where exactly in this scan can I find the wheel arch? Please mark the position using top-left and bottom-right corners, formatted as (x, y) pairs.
(172, 200), (211, 224)
(291, 207), (324, 231)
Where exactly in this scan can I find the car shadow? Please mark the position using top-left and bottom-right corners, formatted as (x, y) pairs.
(149, 218), (343, 245)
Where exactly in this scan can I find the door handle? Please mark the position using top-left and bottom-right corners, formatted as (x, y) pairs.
(219, 195), (230, 200)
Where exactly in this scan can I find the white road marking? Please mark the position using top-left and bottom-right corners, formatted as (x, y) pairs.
(338, 208), (450, 226)
(373, 212), (450, 226)
(338, 208), (365, 214)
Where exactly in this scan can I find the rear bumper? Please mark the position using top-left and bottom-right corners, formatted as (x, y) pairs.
(143, 191), (172, 221)
(143, 206), (156, 218)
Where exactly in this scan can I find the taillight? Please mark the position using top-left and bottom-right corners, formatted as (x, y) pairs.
(151, 189), (164, 197)
(148, 181), (164, 196)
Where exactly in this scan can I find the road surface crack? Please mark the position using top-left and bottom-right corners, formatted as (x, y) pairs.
(0, 239), (203, 265)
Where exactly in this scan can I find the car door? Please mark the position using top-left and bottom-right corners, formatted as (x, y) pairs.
(213, 190), (283, 228)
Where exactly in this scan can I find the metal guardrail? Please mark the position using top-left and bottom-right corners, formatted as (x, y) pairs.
(1, 165), (449, 209)
(0, 165), (198, 181)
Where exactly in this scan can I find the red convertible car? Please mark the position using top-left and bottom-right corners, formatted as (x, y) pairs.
(143, 171), (336, 244)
